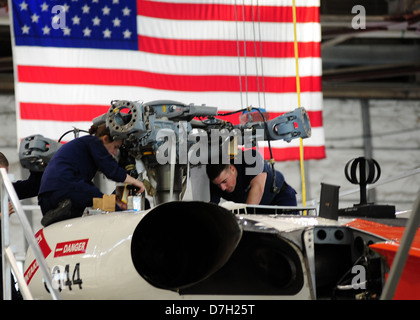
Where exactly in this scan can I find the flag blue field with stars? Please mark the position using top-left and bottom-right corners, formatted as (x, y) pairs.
(13, 0), (138, 50)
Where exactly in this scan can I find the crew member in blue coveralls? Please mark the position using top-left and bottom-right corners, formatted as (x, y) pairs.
(38, 123), (145, 226)
(206, 149), (297, 208)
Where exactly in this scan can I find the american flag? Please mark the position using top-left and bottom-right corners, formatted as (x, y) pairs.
(10, 0), (325, 161)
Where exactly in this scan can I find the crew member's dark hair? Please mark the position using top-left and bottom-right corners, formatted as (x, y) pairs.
(88, 123), (114, 141)
(206, 163), (230, 181)
(0, 152), (9, 168)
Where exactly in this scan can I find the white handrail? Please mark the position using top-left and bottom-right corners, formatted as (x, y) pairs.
(307, 167), (420, 205)
(3, 247), (33, 299)
(1, 168), (61, 300)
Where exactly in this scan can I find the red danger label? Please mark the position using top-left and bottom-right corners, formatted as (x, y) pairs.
(54, 239), (89, 257)
(24, 259), (39, 285)
(35, 229), (51, 258)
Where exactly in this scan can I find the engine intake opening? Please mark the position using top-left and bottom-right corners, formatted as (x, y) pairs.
(131, 201), (242, 290)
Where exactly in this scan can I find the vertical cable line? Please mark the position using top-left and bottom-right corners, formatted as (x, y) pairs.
(241, 0), (249, 108)
(234, 1), (244, 109)
(250, 0), (261, 109)
(255, 0), (267, 111)
(231, 1), (306, 202)
(292, 0), (307, 209)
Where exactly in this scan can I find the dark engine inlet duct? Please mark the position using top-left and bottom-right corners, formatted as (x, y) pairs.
(131, 201), (242, 290)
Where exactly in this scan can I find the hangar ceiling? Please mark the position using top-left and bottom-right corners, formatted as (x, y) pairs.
(0, 0), (419, 98)
(321, 0), (420, 98)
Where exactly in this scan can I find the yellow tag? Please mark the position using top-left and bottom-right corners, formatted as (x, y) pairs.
(121, 184), (129, 204)
(228, 137), (238, 156)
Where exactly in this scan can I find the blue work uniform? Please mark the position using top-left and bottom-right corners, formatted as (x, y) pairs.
(13, 171), (43, 199)
(38, 135), (127, 215)
(209, 150), (297, 206)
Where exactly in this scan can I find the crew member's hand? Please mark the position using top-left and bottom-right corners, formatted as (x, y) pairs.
(124, 174), (145, 194)
(116, 197), (128, 210)
(134, 181), (145, 194)
(8, 201), (14, 215)
(0, 202), (15, 218)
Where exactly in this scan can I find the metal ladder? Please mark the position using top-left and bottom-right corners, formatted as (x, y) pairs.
(1, 168), (61, 300)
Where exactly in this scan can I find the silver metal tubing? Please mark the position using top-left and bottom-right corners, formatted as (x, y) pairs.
(1, 168), (61, 300)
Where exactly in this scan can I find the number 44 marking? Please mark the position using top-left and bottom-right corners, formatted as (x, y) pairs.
(45, 263), (83, 292)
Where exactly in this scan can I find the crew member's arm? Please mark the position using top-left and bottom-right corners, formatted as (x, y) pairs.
(246, 172), (267, 205)
(209, 182), (222, 204)
(116, 175), (145, 210)
(124, 174), (145, 193)
(13, 171), (43, 199)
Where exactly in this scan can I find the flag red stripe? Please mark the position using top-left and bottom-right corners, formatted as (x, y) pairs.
(19, 103), (109, 122)
(261, 146), (326, 161)
(19, 102), (323, 127)
(138, 36), (320, 57)
(137, 0), (320, 23)
(17, 66), (321, 93)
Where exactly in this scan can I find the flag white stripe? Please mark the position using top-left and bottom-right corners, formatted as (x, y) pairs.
(14, 47), (322, 77)
(137, 17), (321, 43)
(16, 83), (323, 112)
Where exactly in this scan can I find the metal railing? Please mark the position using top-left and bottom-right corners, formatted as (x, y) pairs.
(307, 167), (420, 215)
(1, 168), (61, 300)
(380, 188), (420, 299)
(339, 167), (420, 200)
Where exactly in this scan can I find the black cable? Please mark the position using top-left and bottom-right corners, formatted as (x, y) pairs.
(58, 128), (89, 142)
(251, 108), (280, 194)
(216, 108), (248, 117)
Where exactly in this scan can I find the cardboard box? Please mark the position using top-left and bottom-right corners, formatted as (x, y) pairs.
(92, 197), (103, 210)
(92, 194), (116, 212)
